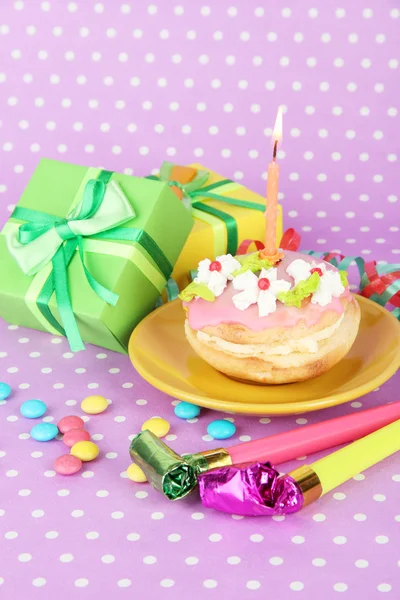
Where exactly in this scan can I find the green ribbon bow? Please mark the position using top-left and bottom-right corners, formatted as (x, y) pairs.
(7, 170), (173, 352)
(148, 162), (266, 256)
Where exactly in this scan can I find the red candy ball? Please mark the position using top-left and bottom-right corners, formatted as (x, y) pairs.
(63, 428), (91, 448)
(310, 267), (323, 277)
(54, 454), (82, 476)
(57, 415), (85, 434)
(209, 260), (222, 272)
(258, 277), (271, 290)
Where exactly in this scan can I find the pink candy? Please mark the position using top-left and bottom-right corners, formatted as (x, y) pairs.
(63, 428), (91, 448)
(54, 454), (82, 476)
(57, 415), (85, 434)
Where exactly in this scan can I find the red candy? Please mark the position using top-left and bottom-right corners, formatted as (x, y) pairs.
(63, 428), (91, 448)
(310, 267), (323, 277)
(258, 277), (271, 290)
(209, 261), (222, 272)
(54, 454), (82, 476)
(57, 415), (85, 434)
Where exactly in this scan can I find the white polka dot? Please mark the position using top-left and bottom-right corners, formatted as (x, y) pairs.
(5, 531), (18, 539)
(75, 579), (89, 588)
(168, 533), (181, 542)
(292, 536), (305, 544)
(209, 533), (222, 542)
(71, 510), (84, 518)
(296, 418), (308, 425)
(106, 452), (118, 460)
(203, 580), (217, 589)
(57, 489), (70, 497)
(6, 470), (18, 477)
(312, 558), (326, 567)
(32, 578), (46, 587)
(373, 494), (386, 502)
(86, 531), (99, 540)
(287, 581), (306, 594)
(19, 553), (33, 563)
(101, 554), (115, 564)
(355, 559), (369, 568)
(59, 554), (74, 563)
(333, 583), (348, 592)
(117, 579), (131, 588)
(250, 534), (264, 543)
(160, 579), (175, 588)
(375, 535), (389, 544)
(377, 584), (392, 592)
(45, 531), (58, 539)
(333, 536), (347, 545)
(269, 556), (283, 565)
(267, 32), (277, 42)
(313, 513), (326, 522)
(247, 580), (261, 590)
(389, 58), (399, 69)
(373, 130), (384, 140)
(280, 56), (290, 66)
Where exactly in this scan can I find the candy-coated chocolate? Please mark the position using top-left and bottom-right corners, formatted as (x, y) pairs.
(54, 454), (82, 476)
(20, 399), (47, 419)
(207, 419), (236, 440)
(126, 463), (148, 483)
(141, 417), (170, 438)
(70, 440), (99, 462)
(80, 395), (108, 415)
(30, 422), (59, 442)
(0, 382), (11, 400)
(63, 428), (91, 448)
(57, 415), (85, 434)
(174, 402), (201, 420)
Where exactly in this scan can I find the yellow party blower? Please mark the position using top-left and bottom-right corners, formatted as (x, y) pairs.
(289, 418), (400, 503)
(199, 419), (400, 516)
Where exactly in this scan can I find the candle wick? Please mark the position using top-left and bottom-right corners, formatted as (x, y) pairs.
(273, 140), (278, 161)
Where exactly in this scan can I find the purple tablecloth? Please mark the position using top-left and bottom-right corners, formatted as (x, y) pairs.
(0, 1), (399, 598)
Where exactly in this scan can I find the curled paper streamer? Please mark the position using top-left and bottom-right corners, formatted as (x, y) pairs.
(198, 462), (303, 517)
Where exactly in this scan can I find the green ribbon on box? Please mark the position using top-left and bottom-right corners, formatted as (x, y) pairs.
(148, 162), (266, 256)
(6, 170), (173, 353)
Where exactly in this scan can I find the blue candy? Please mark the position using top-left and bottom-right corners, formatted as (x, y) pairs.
(0, 382), (11, 400)
(20, 400), (47, 419)
(207, 419), (236, 440)
(174, 401), (201, 420)
(30, 422), (58, 442)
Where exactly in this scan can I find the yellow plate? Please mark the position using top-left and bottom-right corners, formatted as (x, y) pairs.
(129, 296), (400, 415)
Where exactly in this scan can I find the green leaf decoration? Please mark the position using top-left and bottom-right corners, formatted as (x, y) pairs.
(340, 270), (349, 288)
(232, 253), (273, 277)
(179, 282), (216, 302)
(277, 272), (320, 308)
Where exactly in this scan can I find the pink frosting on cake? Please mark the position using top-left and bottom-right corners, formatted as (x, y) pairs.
(185, 250), (350, 332)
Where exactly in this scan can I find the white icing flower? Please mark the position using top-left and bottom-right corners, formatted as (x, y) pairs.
(195, 254), (241, 297)
(232, 268), (291, 317)
(286, 259), (345, 307)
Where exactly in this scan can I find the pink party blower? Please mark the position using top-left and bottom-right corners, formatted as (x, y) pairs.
(192, 402), (400, 472)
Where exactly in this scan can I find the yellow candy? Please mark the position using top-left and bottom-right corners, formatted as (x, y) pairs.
(70, 441), (99, 462)
(81, 395), (108, 415)
(141, 417), (170, 438)
(126, 463), (148, 483)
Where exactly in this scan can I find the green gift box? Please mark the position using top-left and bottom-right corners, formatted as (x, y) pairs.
(0, 159), (193, 353)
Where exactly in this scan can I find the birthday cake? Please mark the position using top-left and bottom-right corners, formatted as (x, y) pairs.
(180, 250), (360, 384)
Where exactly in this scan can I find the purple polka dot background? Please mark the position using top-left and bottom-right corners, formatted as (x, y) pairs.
(0, 1), (399, 598)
